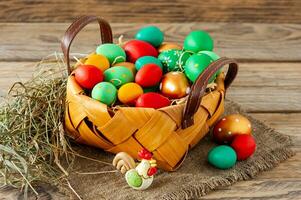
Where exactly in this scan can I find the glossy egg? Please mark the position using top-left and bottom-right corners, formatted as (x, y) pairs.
(118, 83), (143, 105)
(160, 72), (190, 99)
(158, 42), (182, 53)
(136, 92), (170, 109)
(84, 54), (110, 72)
(91, 82), (117, 106)
(213, 114), (252, 144)
(208, 145), (237, 169)
(135, 25), (164, 47)
(184, 54), (215, 83)
(231, 135), (256, 160)
(123, 40), (158, 63)
(104, 66), (134, 88)
(135, 56), (163, 71)
(96, 44), (126, 65)
(113, 62), (136, 76)
(158, 49), (191, 72)
(135, 64), (163, 87)
(183, 30), (214, 53)
(74, 65), (104, 89)
(198, 51), (221, 75)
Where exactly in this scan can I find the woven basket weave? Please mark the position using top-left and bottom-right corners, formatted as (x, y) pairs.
(62, 16), (238, 171)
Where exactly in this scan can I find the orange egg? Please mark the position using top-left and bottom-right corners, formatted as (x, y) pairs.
(118, 83), (143, 105)
(158, 42), (182, 53)
(213, 114), (252, 144)
(85, 54), (110, 72)
(113, 62), (137, 76)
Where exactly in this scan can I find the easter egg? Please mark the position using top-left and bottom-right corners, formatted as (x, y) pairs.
(158, 49), (191, 72)
(184, 54), (215, 83)
(96, 44), (126, 65)
(135, 56), (163, 71)
(184, 30), (214, 53)
(158, 42), (182, 53)
(84, 54), (110, 72)
(198, 51), (221, 75)
(143, 85), (160, 93)
(198, 51), (220, 61)
(136, 92), (170, 109)
(113, 62), (136, 76)
(160, 72), (190, 99)
(231, 135), (256, 160)
(104, 66), (134, 88)
(123, 40), (158, 63)
(74, 65), (104, 89)
(208, 145), (237, 169)
(91, 82), (117, 106)
(118, 83), (143, 105)
(213, 114), (252, 144)
(135, 26), (164, 47)
(135, 64), (163, 87)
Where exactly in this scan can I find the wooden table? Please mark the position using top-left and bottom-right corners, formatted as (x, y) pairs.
(0, 1), (300, 199)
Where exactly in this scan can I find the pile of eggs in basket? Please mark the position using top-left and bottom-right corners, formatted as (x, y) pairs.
(73, 26), (222, 109)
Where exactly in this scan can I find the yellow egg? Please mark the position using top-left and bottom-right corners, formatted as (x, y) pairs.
(118, 83), (143, 105)
(85, 54), (110, 72)
(158, 42), (182, 53)
(114, 62), (137, 76)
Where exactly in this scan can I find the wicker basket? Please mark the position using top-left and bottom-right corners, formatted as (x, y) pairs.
(61, 16), (238, 171)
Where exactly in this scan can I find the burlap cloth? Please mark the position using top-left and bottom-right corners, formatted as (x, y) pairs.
(66, 100), (295, 200)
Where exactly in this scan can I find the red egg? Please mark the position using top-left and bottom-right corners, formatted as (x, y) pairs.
(123, 40), (158, 63)
(135, 64), (163, 87)
(213, 114), (252, 144)
(231, 134), (256, 160)
(135, 92), (170, 109)
(74, 65), (104, 89)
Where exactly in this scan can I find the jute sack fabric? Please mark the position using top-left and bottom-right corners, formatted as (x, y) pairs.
(62, 15), (238, 171)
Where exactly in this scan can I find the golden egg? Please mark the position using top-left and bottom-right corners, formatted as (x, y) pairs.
(160, 72), (190, 99)
(213, 114), (252, 144)
(158, 42), (182, 53)
(113, 62), (137, 76)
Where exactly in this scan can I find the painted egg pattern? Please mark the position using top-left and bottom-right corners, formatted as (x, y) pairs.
(136, 92), (170, 109)
(104, 66), (134, 88)
(74, 65), (104, 89)
(213, 114), (252, 144)
(231, 134), (256, 160)
(84, 54), (110, 72)
(184, 30), (214, 53)
(135, 56), (163, 71)
(91, 82), (117, 106)
(96, 44), (126, 65)
(118, 83), (143, 105)
(158, 49), (191, 72)
(135, 25), (164, 47)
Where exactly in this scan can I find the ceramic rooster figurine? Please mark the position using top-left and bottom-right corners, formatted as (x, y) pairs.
(113, 149), (157, 190)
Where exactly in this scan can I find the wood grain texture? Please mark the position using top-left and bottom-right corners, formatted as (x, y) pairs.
(1, 23), (301, 62)
(1, 0), (301, 24)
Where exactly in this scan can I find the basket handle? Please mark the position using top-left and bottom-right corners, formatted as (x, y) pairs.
(61, 15), (113, 74)
(181, 57), (238, 129)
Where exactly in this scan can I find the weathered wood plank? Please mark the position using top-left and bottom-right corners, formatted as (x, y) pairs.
(1, 23), (301, 61)
(1, 0), (301, 24)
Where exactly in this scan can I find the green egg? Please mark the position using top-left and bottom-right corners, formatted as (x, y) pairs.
(143, 85), (160, 93)
(207, 145), (237, 169)
(184, 54), (216, 83)
(135, 26), (164, 47)
(158, 49), (191, 72)
(135, 56), (163, 71)
(91, 82), (117, 106)
(104, 66), (134, 88)
(184, 30), (214, 53)
(96, 44), (126, 65)
(198, 51), (222, 75)
(125, 170), (143, 188)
